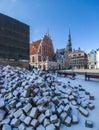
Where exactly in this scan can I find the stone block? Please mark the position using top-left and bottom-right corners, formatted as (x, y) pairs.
(2, 117), (10, 124)
(0, 98), (5, 108)
(64, 105), (71, 114)
(45, 109), (51, 117)
(79, 107), (89, 117)
(19, 114), (26, 122)
(88, 103), (95, 110)
(10, 118), (20, 127)
(13, 90), (19, 97)
(46, 124), (56, 130)
(43, 118), (50, 127)
(38, 114), (45, 123)
(85, 120), (93, 128)
(60, 112), (67, 122)
(0, 109), (6, 121)
(36, 124), (45, 130)
(55, 121), (60, 129)
(50, 114), (58, 123)
(2, 124), (12, 130)
(89, 95), (94, 100)
(69, 95), (75, 101)
(30, 119), (38, 128)
(81, 101), (88, 108)
(24, 116), (32, 125)
(14, 109), (23, 118)
(57, 106), (63, 115)
(62, 99), (69, 105)
(52, 97), (60, 105)
(64, 116), (71, 127)
(18, 123), (26, 130)
(16, 102), (22, 108)
(72, 114), (78, 124)
(9, 100), (17, 108)
(26, 126), (34, 130)
(38, 105), (46, 113)
(29, 107), (38, 119)
(22, 89), (31, 97)
(23, 103), (32, 113)
(71, 100), (77, 106)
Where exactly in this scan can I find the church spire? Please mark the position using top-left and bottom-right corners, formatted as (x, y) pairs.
(66, 29), (72, 52)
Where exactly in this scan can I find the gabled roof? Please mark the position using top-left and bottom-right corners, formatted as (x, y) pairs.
(30, 40), (41, 55)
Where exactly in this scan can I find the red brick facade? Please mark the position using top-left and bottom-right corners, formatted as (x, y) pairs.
(30, 34), (54, 69)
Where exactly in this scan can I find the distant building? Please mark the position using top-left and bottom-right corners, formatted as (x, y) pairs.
(64, 29), (72, 68)
(54, 30), (72, 69)
(88, 50), (96, 69)
(54, 48), (65, 69)
(30, 33), (56, 70)
(65, 29), (72, 53)
(0, 13), (29, 68)
(68, 48), (87, 69)
(96, 49), (99, 69)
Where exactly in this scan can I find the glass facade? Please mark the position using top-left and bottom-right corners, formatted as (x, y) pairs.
(0, 13), (29, 61)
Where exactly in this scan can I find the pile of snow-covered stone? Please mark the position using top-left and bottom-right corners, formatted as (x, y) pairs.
(0, 65), (95, 130)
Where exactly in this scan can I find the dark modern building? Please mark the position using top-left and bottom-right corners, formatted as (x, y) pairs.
(0, 13), (29, 67)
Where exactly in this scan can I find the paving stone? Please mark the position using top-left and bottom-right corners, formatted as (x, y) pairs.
(64, 105), (71, 114)
(26, 126), (34, 130)
(18, 123), (26, 130)
(2, 117), (10, 124)
(51, 105), (56, 113)
(89, 95), (94, 100)
(0, 109), (6, 121)
(55, 121), (60, 129)
(79, 107), (89, 117)
(69, 95), (75, 101)
(24, 116), (32, 125)
(62, 98), (69, 105)
(13, 90), (19, 97)
(0, 98), (5, 108)
(22, 89), (31, 97)
(64, 116), (71, 127)
(72, 114), (78, 124)
(14, 109), (23, 118)
(30, 119), (38, 127)
(52, 97), (60, 105)
(38, 114), (45, 123)
(36, 124), (45, 130)
(9, 100), (17, 108)
(29, 107), (38, 119)
(16, 102), (22, 108)
(50, 114), (58, 123)
(43, 118), (50, 127)
(46, 124), (56, 130)
(19, 114), (26, 122)
(71, 100), (77, 106)
(57, 106), (63, 114)
(23, 103), (32, 113)
(85, 120), (93, 128)
(2, 124), (12, 130)
(88, 103), (95, 110)
(38, 105), (46, 113)
(10, 118), (20, 127)
(45, 109), (51, 117)
(60, 112), (67, 122)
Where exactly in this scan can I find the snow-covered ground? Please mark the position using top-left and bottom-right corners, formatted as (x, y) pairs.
(0, 65), (99, 130)
(57, 74), (99, 130)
